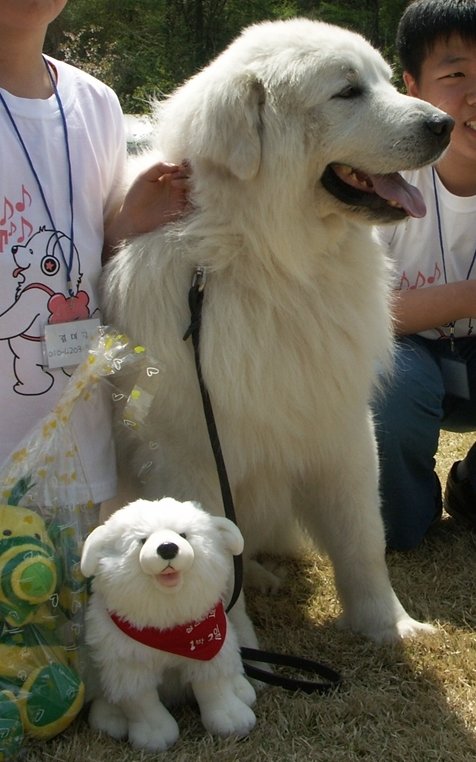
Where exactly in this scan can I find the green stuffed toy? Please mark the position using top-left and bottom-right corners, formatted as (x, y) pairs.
(0, 479), (85, 760)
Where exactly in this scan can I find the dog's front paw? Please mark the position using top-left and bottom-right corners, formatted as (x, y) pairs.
(338, 611), (436, 643)
(201, 696), (256, 738)
(118, 693), (180, 751)
(392, 616), (436, 641)
(194, 680), (256, 737)
(245, 559), (282, 594)
(128, 713), (180, 752)
(231, 674), (256, 707)
(88, 697), (128, 739)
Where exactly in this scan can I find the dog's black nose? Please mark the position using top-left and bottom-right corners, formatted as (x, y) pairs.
(157, 542), (179, 560)
(426, 113), (454, 139)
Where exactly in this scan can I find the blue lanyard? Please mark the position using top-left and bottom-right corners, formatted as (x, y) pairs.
(0, 56), (75, 295)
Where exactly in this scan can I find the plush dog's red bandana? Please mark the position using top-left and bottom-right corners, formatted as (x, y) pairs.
(109, 601), (227, 661)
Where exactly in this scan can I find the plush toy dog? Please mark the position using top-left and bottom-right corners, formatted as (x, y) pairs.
(0, 500), (85, 760)
(80, 497), (256, 752)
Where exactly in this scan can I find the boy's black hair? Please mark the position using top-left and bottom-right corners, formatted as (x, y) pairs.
(397, 0), (476, 80)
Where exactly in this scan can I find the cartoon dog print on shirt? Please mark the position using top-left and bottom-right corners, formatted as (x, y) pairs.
(0, 226), (91, 395)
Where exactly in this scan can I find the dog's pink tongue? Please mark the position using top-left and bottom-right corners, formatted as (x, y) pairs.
(372, 173), (427, 218)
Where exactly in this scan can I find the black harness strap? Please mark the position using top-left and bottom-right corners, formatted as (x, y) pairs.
(183, 266), (341, 695)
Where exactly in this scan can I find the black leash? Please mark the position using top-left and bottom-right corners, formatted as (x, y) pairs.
(183, 266), (341, 695)
(183, 266), (243, 613)
(240, 647), (341, 695)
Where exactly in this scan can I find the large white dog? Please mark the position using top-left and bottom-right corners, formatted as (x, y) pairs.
(102, 19), (453, 643)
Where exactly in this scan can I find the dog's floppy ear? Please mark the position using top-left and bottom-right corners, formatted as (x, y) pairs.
(213, 516), (244, 556)
(80, 524), (109, 577)
(198, 74), (265, 181)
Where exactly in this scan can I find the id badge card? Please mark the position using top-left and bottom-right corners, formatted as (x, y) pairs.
(42, 318), (101, 369)
(440, 355), (470, 400)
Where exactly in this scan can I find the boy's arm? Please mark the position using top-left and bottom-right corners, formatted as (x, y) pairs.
(103, 161), (190, 261)
(392, 280), (476, 335)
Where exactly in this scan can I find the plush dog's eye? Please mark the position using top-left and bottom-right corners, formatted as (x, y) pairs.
(139, 538), (147, 545)
(334, 85), (361, 99)
(179, 532), (187, 539)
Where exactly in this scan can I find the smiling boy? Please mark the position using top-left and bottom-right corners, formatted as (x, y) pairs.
(375, 0), (476, 550)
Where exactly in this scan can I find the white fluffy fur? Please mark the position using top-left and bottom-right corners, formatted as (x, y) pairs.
(81, 498), (256, 752)
(102, 19), (450, 643)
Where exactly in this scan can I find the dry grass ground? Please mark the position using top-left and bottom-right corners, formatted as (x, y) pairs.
(23, 432), (476, 762)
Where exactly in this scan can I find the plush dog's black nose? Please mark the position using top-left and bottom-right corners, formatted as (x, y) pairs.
(426, 113), (454, 139)
(157, 542), (179, 560)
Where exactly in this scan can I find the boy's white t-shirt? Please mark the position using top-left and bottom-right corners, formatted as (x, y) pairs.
(0, 57), (126, 502)
(377, 165), (476, 340)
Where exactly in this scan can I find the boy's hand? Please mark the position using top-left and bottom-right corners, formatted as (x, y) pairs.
(106, 161), (191, 246)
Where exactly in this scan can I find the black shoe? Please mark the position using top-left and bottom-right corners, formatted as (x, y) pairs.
(444, 461), (476, 530)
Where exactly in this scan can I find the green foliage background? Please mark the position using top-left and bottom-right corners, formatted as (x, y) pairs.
(45, 0), (408, 113)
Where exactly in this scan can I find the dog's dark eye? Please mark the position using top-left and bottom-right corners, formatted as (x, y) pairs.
(179, 532), (187, 539)
(334, 86), (361, 99)
(139, 538), (147, 545)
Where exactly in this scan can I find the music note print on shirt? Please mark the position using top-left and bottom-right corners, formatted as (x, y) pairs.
(15, 184), (32, 213)
(399, 261), (442, 290)
(0, 184), (33, 253)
